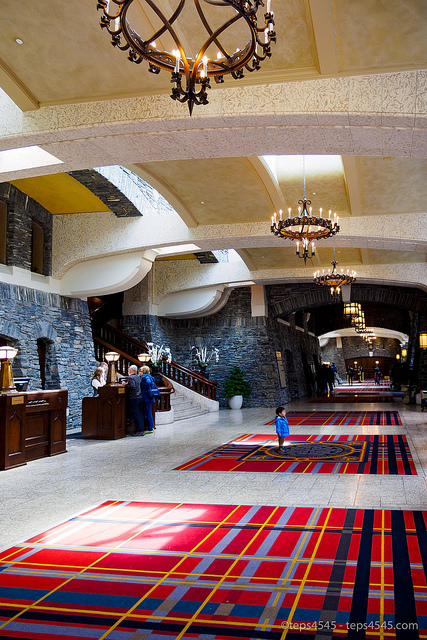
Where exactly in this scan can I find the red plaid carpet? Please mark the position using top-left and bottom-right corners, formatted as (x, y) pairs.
(0, 501), (425, 639)
(265, 410), (401, 426)
(174, 434), (416, 475)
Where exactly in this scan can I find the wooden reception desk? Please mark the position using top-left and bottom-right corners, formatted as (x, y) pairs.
(0, 389), (68, 470)
(81, 384), (126, 440)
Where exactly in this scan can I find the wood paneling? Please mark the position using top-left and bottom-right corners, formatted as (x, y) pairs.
(0, 390), (67, 470)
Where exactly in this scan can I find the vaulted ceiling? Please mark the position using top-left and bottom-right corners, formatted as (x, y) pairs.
(1, 0), (426, 281)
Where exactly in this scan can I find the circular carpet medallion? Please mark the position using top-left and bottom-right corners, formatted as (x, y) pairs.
(267, 441), (360, 461)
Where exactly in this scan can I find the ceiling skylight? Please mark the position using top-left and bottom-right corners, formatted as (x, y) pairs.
(0, 146), (63, 174)
(263, 155), (343, 181)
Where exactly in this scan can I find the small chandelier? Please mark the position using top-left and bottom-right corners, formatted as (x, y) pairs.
(351, 311), (365, 327)
(97, 0), (276, 115)
(343, 302), (361, 318)
(313, 256), (356, 296)
(270, 157), (340, 263)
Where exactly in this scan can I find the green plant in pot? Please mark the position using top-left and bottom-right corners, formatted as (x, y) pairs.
(223, 366), (251, 409)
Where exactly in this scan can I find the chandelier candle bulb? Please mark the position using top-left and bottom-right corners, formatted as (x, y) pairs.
(279, 209), (282, 220)
(267, 0), (271, 13)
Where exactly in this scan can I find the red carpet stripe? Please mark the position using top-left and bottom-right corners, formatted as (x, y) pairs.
(0, 502), (425, 638)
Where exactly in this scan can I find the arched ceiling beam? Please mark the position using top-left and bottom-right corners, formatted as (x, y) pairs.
(126, 163), (198, 227)
(308, 0), (339, 75)
(342, 156), (362, 216)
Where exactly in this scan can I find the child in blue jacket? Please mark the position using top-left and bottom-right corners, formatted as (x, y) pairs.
(274, 406), (289, 453)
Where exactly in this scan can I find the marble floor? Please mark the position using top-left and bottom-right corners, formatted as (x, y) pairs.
(1, 397), (426, 552)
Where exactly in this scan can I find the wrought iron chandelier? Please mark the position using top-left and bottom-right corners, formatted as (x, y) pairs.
(270, 158), (340, 263)
(313, 255), (356, 297)
(97, 0), (276, 115)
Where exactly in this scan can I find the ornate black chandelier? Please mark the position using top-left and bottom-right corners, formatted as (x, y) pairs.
(270, 158), (340, 263)
(97, 0), (276, 115)
(313, 258), (356, 296)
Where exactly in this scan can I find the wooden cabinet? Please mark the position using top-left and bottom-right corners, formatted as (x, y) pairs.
(0, 390), (67, 470)
(82, 384), (126, 440)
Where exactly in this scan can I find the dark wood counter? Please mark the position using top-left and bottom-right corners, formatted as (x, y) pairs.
(82, 384), (126, 440)
(0, 389), (67, 470)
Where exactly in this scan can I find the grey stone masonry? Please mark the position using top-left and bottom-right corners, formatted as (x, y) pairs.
(123, 288), (321, 408)
(0, 183), (52, 275)
(68, 169), (142, 217)
(0, 282), (97, 430)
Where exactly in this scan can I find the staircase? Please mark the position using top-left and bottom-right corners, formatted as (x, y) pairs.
(91, 321), (219, 421)
(171, 387), (210, 421)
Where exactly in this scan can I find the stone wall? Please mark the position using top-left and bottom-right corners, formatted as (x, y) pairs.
(0, 183), (52, 275)
(123, 288), (320, 407)
(0, 283), (96, 430)
(320, 338), (347, 379)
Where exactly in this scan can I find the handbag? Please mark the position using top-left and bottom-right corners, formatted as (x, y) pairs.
(149, 381), (161, 399)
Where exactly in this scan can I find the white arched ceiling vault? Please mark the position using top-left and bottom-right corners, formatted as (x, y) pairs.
(0, 70), (426, 302)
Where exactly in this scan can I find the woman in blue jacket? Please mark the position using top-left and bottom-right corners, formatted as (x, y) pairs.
(139, 365), (158, 433)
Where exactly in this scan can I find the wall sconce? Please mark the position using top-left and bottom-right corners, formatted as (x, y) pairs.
(401, 348), (407, 358)
(395, 354), (400, 360)
(105, 351), (120, 384)
(0, 345), (18, 392)
(137, 353), (151, 364)
(419, 333), (427, 350)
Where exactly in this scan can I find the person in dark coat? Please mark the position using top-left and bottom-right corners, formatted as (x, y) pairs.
(124, 365), (145, 436)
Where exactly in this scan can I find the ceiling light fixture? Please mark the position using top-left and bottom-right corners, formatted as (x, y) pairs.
(343, 302), (361, 318)
(270, 156), (340, 263)
(97, 0), (275, 115)
(313, 250), (356, 296)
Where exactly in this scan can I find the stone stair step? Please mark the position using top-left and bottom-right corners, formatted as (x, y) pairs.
(173, 407), (209, 420)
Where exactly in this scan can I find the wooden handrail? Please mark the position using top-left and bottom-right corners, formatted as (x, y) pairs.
(92, 321), (218, 401)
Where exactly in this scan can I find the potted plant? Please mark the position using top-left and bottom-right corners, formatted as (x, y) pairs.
(223, 366), (251, 409)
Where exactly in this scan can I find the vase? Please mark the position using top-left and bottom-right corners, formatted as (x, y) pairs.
(228, 395), (243, 410)
(198, 365), (209, 378)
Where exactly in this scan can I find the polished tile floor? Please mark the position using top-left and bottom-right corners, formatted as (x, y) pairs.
(1, 396), (426, 552)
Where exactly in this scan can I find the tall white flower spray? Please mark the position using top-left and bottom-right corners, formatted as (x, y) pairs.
(191, 345), (219, 366)
(146, 343), (172, 365)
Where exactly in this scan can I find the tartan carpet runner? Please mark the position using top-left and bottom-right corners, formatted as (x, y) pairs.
(0, 501), (425, 638)
(174, 434), (416, 475)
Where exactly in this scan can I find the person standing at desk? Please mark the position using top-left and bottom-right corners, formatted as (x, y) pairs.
(124, 365), (145, 436)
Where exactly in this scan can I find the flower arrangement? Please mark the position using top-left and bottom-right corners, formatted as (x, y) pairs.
(146, 343), (172, 366)
(191, 345), (219, 367)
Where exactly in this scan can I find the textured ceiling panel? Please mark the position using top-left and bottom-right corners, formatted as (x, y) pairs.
(141, 158), (273, 225)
